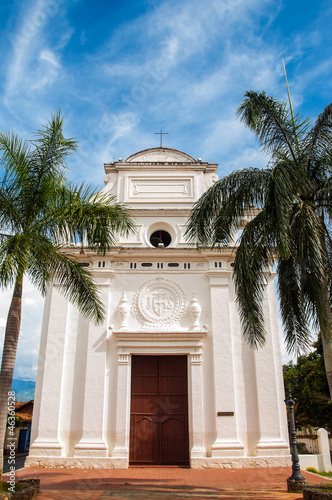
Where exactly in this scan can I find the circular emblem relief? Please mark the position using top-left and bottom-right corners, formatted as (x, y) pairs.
(132, 278), (187, 328)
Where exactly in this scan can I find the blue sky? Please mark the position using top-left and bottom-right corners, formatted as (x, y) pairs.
(0, 0), (331, 380)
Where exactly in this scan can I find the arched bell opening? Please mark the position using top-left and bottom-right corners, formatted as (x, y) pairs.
(150, 230), (172, 248)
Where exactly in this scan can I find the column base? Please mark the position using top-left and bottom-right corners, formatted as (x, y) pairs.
(74, 441), (108, 458)
(111, 446), (129, 459)
(29, 440), (64, 457)
(256, 438), (290, 457)
(211, 440), (245, 457)
(190, 446), (206, 459)
(287, 477), (309, 493)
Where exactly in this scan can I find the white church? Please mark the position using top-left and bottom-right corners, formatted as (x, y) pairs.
(27, 146), (291, 468)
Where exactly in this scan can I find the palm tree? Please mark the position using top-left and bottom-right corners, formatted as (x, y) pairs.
(0, 112), (134, 478)
(186, 91), (332, 399)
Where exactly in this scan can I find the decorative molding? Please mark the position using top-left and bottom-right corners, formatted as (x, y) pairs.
(125, 176), (195, 203)
(111, 262), (129, 269)
(205, 173), (218, 187)
(189, 294), (202, 331)
(118, 354), (130, 365)
(113, 332), (206, 354)
(206, 272), (230, 287)
(190, 353), (202, 365)
(117, 292), (130, 331)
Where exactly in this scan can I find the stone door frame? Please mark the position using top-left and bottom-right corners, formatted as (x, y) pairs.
(111, 331), (206, 468)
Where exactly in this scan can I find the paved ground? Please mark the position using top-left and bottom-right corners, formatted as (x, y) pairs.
(3, 466), (331, 500)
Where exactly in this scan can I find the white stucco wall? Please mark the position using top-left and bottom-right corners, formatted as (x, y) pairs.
(27, 147), (291, 469)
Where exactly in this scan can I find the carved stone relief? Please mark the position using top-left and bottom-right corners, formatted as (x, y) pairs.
(189, 294), (202, 331)
(132, 277), (188, 330)
(117, 292), (130, 331)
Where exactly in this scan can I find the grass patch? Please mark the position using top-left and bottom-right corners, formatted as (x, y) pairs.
(306, 467), (332, 478)
(0, 481), (27, 492)
(317, 471), (332, 478)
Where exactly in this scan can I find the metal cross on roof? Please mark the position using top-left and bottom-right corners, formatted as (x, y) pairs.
(154, 129), (168, 148)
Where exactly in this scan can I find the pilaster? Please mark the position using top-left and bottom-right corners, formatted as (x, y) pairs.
(189, 353), (206, 459)
(111, 353), (131, 466)
(207, 272), (244, 457)
(254, 280), (289, 456)
(74, 273), (111, 457)
(29, 286), (68, 457)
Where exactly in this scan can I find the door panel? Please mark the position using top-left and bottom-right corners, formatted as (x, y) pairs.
(161, 416), (188, 464)
(129, 355), (189, 465)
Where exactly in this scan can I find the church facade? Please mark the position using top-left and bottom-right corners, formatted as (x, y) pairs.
(27, 147), (291, 468)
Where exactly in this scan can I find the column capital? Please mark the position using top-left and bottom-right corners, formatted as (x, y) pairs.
(118, 353), (130, 365)
(206, 271), (230, 286)
(92, 270), (115, 286)
(190, 353), (202, 365)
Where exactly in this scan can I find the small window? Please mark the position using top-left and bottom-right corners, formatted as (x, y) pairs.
(141, 263), (153, 267)
(150, 230), (172, 248)
(167, 263), (179, 268)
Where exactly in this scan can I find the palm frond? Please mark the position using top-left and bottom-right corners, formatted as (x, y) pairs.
(0, 184), (23, 232)
(277, 257), (312, 354)
(264, 156), (309, 258)
(26, 111), (77, 214)
(237, 91), (308, 161)
(0, 132), (31, 177)
(30, 110), (77, 174)
(304, 102), (332, 178)
(233, 210), (274, 348)
(290, 200), (332, 338)
(17, 233), (105, 323)
(185, 168), (269, 246)
(46, 250), (105, 324)
(314, 177), (332, 223)
(324, 230), (332, 310)
(37, 183), (135, 253)
(0, 235), (29, 287)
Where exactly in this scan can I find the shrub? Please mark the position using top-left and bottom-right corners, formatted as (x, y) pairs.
(306, 467), (319, 473)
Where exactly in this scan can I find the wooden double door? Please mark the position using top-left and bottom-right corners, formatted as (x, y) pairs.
(129, 355), (189, 465)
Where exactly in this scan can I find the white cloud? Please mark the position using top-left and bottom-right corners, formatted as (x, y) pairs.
(39, 48), (60, 67)
(55, 27), (74, 50)
(5, 0), (50, 98)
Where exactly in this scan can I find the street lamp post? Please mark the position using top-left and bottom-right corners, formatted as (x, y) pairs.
(284, 389), (309, 492)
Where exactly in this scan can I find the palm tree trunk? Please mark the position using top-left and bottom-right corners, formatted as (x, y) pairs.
(0, 272), (23, 481)
(322, 332), (332, 400)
